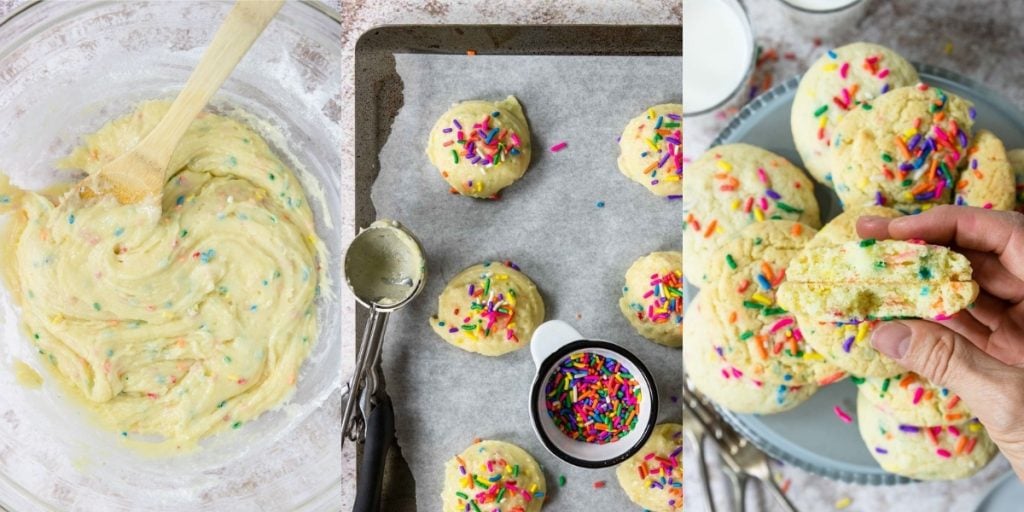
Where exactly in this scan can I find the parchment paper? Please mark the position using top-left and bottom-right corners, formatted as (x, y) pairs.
(372, 53), (682, 511)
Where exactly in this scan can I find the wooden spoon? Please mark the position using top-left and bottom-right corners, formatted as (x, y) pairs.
(85, 0), (284, 204)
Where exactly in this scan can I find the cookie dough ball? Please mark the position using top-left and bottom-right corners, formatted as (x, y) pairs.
(795, 207), (905, 378)
(792, 42), (919, 186)
(857, 393), (996, 480)
(683, 144), (821, 286)
(615, 423), (683, 512)
(704, 221), (846, 388)
(831, 84), (975, 213)
(684, 293), (818, 414)
(441, 440), (547, 512)
(619, 251), (683, 347)
(430, 261), (544, 356)
(954, 129), (1015, 210)
(1008, 149), (1024, 213)
(857, 372), (972, 426)
(427, 96), (532, 199)
(617, 104), (683, 196)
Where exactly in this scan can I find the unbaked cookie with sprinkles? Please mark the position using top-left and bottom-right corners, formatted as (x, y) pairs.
(617, 104), (683, 197)
(430, 261), (544, 356)
(426, 96), (532, 199)
(619, 251), (683, 347)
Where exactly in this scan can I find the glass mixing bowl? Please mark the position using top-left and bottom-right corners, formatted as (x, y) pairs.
(0, 1), (343, 510)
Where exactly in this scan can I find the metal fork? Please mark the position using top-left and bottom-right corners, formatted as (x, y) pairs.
(682, 384), (798, 512)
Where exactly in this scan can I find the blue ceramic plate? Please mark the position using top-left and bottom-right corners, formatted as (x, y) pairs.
(974, 472), (1024, 511)
(686, 64), (1024, 485)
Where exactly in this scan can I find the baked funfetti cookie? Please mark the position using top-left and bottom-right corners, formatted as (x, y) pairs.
(831, 84), (975, 213)
(857, 393), (996, 480)
(795, 207), (905, 378)
(954, 130), (1016, 210)
(791, 42), (919, 187)
(442, 440), (547, 512)
(777, 239), (979, 321)
(857, 372), (972, 426)
(684, 293), (818, 414)
(705, 220), (846, 388)
(430, 261), (544, 356)
(427, 96), (532, 199)
(1007, 148), (1024, 212)
(617, 104), (683, 196)
(615, 423), (683, 512)
(619, 251), (683, 347)
(683, 143), (821, 286)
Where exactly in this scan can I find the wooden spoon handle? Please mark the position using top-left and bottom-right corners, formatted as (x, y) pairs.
(143, 0), (284, 165)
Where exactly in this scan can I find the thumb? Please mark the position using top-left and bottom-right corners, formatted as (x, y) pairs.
(871, 320), (1008, 407)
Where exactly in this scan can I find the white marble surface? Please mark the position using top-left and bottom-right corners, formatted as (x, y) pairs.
(683, 0), (1023, 511)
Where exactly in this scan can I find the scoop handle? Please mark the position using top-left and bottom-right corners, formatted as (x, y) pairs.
(353, 395), (394, 512)
(529, 320), (582, 367)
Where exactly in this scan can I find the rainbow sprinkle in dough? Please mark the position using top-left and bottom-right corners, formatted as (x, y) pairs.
(619, 251), (683, 347)
(777, 239), (978, 322)
(430, 261), (544, 356)
(441, 440), (547, 512)
(683, 143), (820, 286)
(831, 84), (975, 213)
(617, 104), (683, 196)
(0, 101), (324, 451)
(615, 423), (682, 512)
(544, 352), (641, 444)
(427, 96), (532, 199)
(791, 42), (919, 186)
(857, 392), (996, 480)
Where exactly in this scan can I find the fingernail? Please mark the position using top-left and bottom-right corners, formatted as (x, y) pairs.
(872, 322), (911, 359)
(858, 215), (888, 229)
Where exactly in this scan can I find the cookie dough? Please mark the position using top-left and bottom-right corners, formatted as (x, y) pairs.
(777, 239), (978, 321)
(683, 143), (821, 285)
(0, 101), (323, 449)
(442, 440), (547, 512)
(795, 207), (905, 378)
(430, 261), (544, 356)
(617, 104), (683, 196)
(704, 221), (845, 388)
(615, 422), (683, 512)
(831, 84), (975, 213)
(684, 293), (818, 414)
(1008, 148), (1024, 212)
(954, 129), (1015, 210)
(857, 372), (972, 426)
(857, 393), (996, 480)
(426, 96), (532, 199)
(791, 42), (919, 186)
(619, 251), (683, 347)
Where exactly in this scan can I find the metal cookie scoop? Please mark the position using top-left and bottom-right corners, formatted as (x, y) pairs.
(342, 219), (425, 512)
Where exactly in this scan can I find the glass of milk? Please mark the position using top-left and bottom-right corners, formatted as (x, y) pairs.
(775, 0), (868, 33)
(683, 0), (756, 117)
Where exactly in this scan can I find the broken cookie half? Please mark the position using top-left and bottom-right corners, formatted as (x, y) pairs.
(777, 239), (979, 321)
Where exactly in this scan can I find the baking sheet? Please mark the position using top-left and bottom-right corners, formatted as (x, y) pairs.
(371, 53), (682, 510)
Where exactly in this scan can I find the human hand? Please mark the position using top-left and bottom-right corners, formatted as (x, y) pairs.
(857, 205), (1024, 480)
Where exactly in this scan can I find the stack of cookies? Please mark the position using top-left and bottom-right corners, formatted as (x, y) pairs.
(684, 41), (1010, 480)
